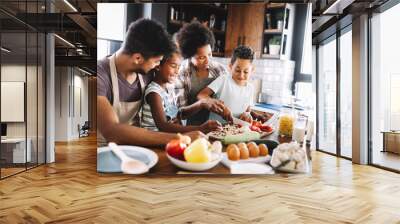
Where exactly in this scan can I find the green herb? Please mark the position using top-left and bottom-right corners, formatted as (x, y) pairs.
(269, 36), (281, 45)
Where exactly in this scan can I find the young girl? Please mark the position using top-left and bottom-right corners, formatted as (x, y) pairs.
(141, 47), (221, 134)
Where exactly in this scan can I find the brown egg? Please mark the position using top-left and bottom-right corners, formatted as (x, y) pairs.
(246, 142), (257, 150)
(226, 144), (237, 152)
(239, 147), (249, 159)
(227, 144), (240, 161)
(248, 144), (260, 157)
(237, 142), (247, 150)
(258, 144), (269, 156)
(237, 143), (249, 159)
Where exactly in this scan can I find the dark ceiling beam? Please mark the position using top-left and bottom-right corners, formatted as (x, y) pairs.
(322, 0), (356, 14)
(66, 13), (96, 46)
(13, 13), (82, 32)
(55, 55), (96, 71)
(312, 15), (335, 33)
(86, 0), (97, 12)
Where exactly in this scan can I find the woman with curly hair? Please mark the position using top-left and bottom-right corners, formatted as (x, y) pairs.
(175, 21), (231, 125)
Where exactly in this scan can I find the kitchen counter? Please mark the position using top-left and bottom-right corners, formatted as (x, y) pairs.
(150, 134), (310, 176)
(99, 130), (311, 176)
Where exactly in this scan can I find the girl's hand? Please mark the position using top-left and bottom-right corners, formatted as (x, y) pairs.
(200, 120), (222, 134)
(169, 117), (181, 124)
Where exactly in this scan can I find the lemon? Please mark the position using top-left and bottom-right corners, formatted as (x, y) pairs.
(184, 138), (211, 163)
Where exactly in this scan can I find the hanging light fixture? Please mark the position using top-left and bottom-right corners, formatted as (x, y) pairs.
(1, 47), (11, 53)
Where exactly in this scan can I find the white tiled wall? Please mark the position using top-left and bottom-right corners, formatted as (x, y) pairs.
(213, 57), (295, 105)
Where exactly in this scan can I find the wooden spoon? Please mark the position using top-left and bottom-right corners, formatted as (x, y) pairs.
(108, 142), (149, 175)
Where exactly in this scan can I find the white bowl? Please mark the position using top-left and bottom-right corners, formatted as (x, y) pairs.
(166, 153), (222, 171)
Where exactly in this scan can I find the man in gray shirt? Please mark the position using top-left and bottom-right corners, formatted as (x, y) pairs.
(97, 18), (204, 146)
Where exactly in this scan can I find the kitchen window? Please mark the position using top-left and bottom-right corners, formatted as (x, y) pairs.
(0, 2), (47, 179)
(339, 26), (352, 159)
(317, 35), (337, 155)
(315, 22), (353, 159)
(370, 2), (400, 171)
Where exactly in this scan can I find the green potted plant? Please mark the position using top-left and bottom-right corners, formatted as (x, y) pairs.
(269, 36), (281, 55)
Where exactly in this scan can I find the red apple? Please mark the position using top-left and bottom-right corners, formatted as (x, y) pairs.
(166, 139), (187, 160)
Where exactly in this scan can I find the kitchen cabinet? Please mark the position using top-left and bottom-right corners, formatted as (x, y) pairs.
(225, 3), (265, 57)
(261, 3), (295, 60)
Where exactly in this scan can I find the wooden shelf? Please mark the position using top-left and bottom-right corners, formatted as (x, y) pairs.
(266, 3), (286, 9)
(167, 3), (228, 56)
(264, 29), (283, 34)
(261, 54), (280, 59)
(169, 20), (185, 26)
(211, 28), (225, 35)
(204, 4), (228, 14)
(212, 52), (225, 57)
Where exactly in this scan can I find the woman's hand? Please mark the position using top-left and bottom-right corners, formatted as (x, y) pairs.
(239, 112), (253, 124)
(200, 120), (222, 134)
(201, 98), (226, 115)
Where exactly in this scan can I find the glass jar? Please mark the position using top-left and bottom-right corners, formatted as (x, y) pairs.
(278, 109), (294, 137)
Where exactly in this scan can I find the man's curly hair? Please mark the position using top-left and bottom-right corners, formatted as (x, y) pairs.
(121, 18), (174, 59)
(176, 21), (215, 59)
(230, 45), (255, 64)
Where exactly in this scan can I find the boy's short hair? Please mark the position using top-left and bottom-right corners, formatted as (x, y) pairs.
(230, 45), (255, 65)
(176, 21), (215, 59)
(121, 18), (175, 59)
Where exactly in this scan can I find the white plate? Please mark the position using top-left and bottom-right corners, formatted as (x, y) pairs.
(97, 145), (158, 173)
(221, 152), (271, 168)
(230, 163), (274, 174)
(166, 153), (222, 171)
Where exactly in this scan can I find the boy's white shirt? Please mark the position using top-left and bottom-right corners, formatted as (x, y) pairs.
(208, 74), (254, 123)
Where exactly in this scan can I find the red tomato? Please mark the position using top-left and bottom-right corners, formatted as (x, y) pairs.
(166, 139), (187, 160)
(260, 125), (273, 132)
(250, 125), (261, 132)
(252, 121), (263, 128)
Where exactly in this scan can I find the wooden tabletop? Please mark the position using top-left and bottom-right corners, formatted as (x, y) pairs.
(147, 131), (311, 176)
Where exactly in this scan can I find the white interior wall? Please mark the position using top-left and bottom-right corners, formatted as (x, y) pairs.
(55, 66), (69, 141)
(54, 66), (89, 141)
(1, 64), (45, 163)
(1, 65), (26, 139)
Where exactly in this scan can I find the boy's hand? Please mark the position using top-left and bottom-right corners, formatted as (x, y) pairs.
(200, 120), (222, 134)
(222, 106), (234, 123)
(239, 112), (253, 124)
(201, 98), (225, 114)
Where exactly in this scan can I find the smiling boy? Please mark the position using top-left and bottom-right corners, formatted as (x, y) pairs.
(197, 45), (255, 124)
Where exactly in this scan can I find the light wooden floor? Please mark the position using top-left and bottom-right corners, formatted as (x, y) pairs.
(1, 135), (400, 224)
(373, 151), (400, 171)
